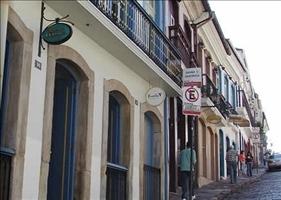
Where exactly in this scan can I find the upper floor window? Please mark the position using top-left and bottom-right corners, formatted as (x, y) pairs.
(224, 75), (229, 100)
(145, 1), (155, 19)
(216, 69), (221, 94)
(169, 0), (178, 26)
(230, 85), (236, 107)
(212, 66), (217, 85)
(184, 20), (192, 42)
(205, 56), (211, 77)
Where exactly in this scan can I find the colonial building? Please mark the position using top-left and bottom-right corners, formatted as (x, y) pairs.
(0, 0), (268, 200)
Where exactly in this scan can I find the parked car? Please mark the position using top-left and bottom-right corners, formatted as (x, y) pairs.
(267, 153), (281, 171)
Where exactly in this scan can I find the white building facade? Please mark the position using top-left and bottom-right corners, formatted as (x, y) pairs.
(0, 1), (269, 200)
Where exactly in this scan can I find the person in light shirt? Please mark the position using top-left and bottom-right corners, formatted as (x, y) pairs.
(179, 142), (197, 200)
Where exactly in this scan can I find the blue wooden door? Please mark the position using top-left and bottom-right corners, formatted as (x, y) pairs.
(0, 40), (10, 141)
(107, 95), (121, 164)
(47, 65), (77, 200)
(144, 114), (154, 200)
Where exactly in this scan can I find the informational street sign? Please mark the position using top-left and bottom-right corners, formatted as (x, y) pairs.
(252, 131), (260, 143)
(182, 68), (202, 86)
(182, 85), (201, 116)
(182, 67), (202, 116)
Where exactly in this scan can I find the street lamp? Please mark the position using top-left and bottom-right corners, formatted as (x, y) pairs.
(188, 11), (214, 200)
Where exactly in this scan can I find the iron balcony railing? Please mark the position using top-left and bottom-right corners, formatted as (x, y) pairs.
(202, 74), (217, 98)
(144, 164), (161, 200)
(0, 150), (13, 200)
(106, 162), (127, 200)
(169, 25), (199, 68)
(239, 90), (256, 126)
(202, 74), (234, 118)
(90, 0), (183, 86)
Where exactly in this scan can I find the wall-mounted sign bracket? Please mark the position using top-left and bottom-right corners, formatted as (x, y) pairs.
(38, 2), (74, 57)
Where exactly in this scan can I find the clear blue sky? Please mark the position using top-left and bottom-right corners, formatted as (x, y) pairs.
(209, 1), (281, 152)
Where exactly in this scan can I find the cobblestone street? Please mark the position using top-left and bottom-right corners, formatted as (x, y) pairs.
(226, 170), (281, 200)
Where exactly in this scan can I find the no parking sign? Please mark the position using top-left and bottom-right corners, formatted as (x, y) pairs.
(182, 68), (202, 116)
(182, 85), (201, 115)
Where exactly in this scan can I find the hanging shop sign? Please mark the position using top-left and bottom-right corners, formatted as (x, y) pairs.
(182, 68), (202, 86)
(42, 22), (73, 45)
(182, 85), (201, 116)
(146, 87), (166, 106)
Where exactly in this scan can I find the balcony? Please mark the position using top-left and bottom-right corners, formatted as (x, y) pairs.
(237, 90), (256, 127)
(90, 0), (183, 86)
(168, 25), (199, 68)
(202, 74), (230, 119)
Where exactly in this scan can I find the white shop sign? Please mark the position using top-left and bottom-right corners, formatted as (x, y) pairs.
(146, 87), (166, 106)
(182, 68), (202, 86)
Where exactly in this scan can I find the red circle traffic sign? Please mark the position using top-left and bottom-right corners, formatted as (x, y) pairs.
(185, 86), (199, 102)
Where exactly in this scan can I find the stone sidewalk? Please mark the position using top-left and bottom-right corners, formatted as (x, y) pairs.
(170, 167), (267, 200)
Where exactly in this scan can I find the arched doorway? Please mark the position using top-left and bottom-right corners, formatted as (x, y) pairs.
(41, 45), (94, 200)
(214, 133), (219, 181)
(206, 127), (212, 179)
(226, 136), (230, 176)
(47, 61), (79, 200)
(106, 90), (131, 200)
(209, 128), (215, 180)
(219, 130), (225, 177)
(226, 137), (230, 150)
(0, 8), (33, 199)
(143, 111), (161, 200)
(198, 119), (207, 179)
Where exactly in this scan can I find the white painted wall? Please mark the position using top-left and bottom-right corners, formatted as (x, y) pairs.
(6, 1), (166, 199)
(8, 1), (48, 199)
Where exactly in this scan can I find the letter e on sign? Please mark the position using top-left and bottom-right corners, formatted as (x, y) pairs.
(185, 87), (199, 102)
(182, 85), (201, 116)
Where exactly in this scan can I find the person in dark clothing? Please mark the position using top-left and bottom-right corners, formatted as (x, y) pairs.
(246, 151), (254, 176)
(226, 146), (238, 184)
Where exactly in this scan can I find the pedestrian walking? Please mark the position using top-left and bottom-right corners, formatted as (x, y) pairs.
(226, 146), (238, 184)
(263, 152), (269, 166)
(239, 150), (246, 176)
(246, 151), (254, 176)
(179, 141), (197, 200)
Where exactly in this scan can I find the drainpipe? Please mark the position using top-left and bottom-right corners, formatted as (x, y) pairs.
(164, 97), (169, 200)
(189, 11), (214, 200)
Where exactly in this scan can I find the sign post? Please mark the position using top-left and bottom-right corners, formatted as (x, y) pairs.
(182, 68), (201, 200)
